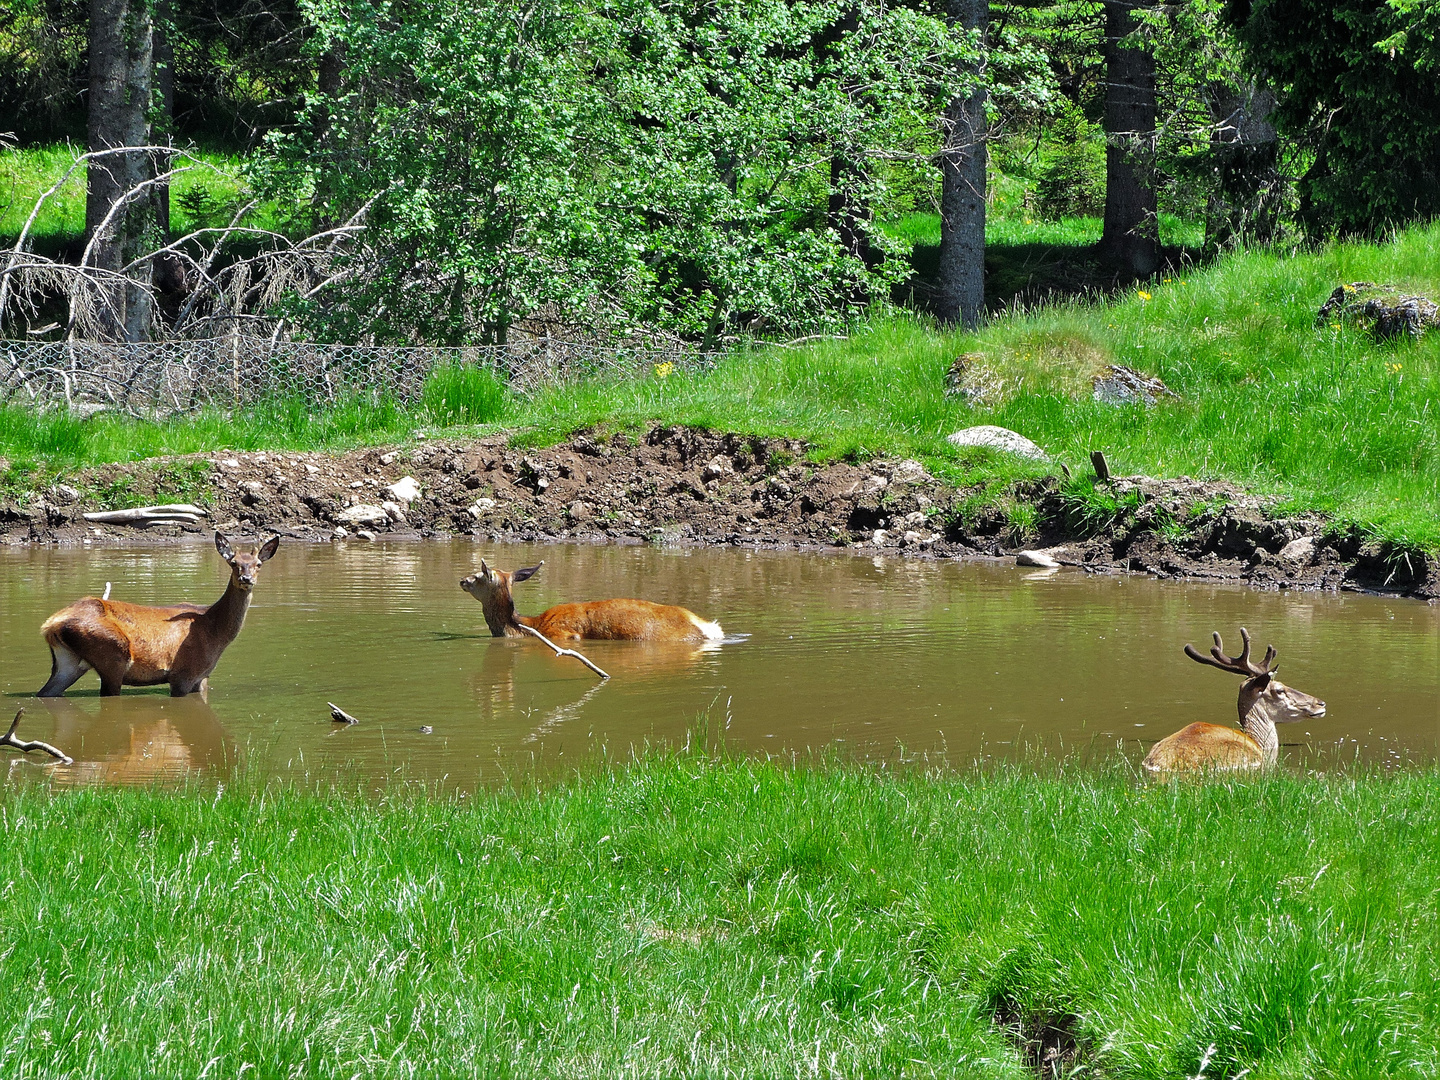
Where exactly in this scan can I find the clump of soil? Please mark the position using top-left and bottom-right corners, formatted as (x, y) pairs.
(1, 424), (1434, 600)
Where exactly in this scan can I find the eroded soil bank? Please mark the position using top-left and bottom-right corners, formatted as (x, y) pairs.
(2, 424), (1435, 600)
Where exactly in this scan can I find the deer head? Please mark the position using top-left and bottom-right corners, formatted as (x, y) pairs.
(215, 531), (280, 592)
(1184, 626), (1326, 729)
(460, 559), (544, 636)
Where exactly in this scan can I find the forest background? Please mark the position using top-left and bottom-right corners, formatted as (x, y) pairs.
(3, 0), (1438, 349)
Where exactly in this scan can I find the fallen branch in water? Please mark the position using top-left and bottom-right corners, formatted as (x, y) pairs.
(1, 709), (73, 764)
(328, 702), (360, 725)
(516, 624), (610, 680)
(84, 504), (208, 526)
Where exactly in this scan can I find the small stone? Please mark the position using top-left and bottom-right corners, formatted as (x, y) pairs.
(379, 451), (398, 466)
(1279, 536), (1316, 564)
(349, 480), (364, 489)
(889, 459), (933, 484)
(355, 529), (378, 541)
(702, 456), (734, 482)
(902, 530), (924, 546)
(566, 500), (593, 521)
(382, 500), (406, 524)
(386, 476), (421, 505)
(303, 464), (319, 475)
(49, 484), (80, 505)
(946, 425), (1047, 460)
(337, 503), (390, 528)
(466, 498), (497, 520)
(419, 726), (433, 735)
(1017, 549), (1061, 568)
(239, 480), (263, 495)
(331, 527), (348, 540)
(871, 529), (889, 546)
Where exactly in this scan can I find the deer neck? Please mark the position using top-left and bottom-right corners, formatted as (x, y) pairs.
(479, 586), (532, 638)
(1237, 695), (1281, 763)
(204, 577), (253, 644)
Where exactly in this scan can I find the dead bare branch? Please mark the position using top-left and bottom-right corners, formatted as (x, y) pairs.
(1, 709), (73, 765)
(516, 623), (611, 680)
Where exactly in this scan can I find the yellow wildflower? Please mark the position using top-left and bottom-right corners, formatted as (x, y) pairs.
(1137, 290), (1152, 301)
(654, 362), (674, 379)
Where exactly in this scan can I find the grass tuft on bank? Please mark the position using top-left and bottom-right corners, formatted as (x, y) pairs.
(0, 757), (1434, 1077)
(1, 223), (1437, 553)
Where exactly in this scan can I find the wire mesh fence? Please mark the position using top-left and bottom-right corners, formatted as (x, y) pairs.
(0, 337), (716, 417)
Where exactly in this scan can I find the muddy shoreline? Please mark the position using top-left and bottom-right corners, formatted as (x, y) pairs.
(2, 425), (1435, 601)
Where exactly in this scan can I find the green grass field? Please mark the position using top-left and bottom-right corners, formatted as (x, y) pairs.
(0, 757), (1434, 1078)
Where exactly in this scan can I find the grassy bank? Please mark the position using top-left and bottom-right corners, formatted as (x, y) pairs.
(2, 224), (1437, 554)
(0, 758), (1434, 1077)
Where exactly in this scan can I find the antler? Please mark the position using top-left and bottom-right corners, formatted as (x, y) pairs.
(1184, 627), (1278, 678)
(0, 709), (73, 765)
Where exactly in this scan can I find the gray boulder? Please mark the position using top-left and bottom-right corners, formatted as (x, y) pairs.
(946, 425), (1047, 460)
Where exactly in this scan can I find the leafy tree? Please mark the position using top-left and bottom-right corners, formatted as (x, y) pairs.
(259, 0), (975, 345)
(1230, 0), (1440, 235)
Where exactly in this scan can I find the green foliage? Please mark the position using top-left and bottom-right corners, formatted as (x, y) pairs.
(1033, 101), (1105, 219)
(421, 363), (509, 426)
(258, 0), (981, 346)
(0, 761), (1434, 1075)
(1232, 0), (1440, 235)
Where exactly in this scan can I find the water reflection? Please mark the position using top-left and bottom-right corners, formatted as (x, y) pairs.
(32, 695), (236, 786)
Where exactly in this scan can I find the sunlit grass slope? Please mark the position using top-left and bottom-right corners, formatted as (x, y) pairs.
(0, 759), (1434, 1077)
(0, 143), (263, 243)
(1, 224), (1437, 551)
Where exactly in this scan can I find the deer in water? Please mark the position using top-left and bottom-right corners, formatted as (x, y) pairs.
(37, 532), (280, 700)
(460, 559), (723, 643)
(1142, 627), (1326, 774)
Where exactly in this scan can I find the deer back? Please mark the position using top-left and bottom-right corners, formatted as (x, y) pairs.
(1142, 721), (1266, 773)
(527, 599), (722, 642)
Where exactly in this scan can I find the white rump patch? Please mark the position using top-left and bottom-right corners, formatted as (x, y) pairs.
(688, 614), (725, 641)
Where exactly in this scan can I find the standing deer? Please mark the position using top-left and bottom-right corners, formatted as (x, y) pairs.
(1142, 627), (1326, 773)
(460, 559), (723, 643)
(37, 532), (280, 699)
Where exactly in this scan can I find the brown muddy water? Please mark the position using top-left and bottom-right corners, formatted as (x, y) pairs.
(0, 540), (1435, 788)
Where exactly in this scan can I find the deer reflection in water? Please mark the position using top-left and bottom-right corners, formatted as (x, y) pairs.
(31, 695), (235, 786)
(468, 634), (723, 745)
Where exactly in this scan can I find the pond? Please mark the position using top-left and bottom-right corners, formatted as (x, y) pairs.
(0, 540), (1435, 788)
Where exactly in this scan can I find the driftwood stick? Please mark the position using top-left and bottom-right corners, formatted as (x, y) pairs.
(1, 709), (73, 765)
(328, 702), (360, 725)
(516, 624), (611, 680)
(83, 504), (207, 526)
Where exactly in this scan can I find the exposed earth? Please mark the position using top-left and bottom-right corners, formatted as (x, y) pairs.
(1, 424), (1435, 601)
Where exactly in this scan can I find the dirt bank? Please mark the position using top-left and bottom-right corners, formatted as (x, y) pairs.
(2, 424), (1435, 600)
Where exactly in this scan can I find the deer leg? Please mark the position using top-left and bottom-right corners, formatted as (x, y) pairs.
(36, 644), (89, 698)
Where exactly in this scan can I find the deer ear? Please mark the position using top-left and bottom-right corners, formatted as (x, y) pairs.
(1242, 672), (1273, 693)
(511, 561), (543, 583)
(479, 558), (491, 577)
(215, 532), (236, 563)
(257, 535), (281, 563)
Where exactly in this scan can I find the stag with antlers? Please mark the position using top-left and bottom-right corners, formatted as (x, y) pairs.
(1142, 627), (1327, 774)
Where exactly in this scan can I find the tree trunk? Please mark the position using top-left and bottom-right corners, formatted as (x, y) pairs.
(86, 0), (156, 341)
(936, 0), (987, 329)
(1205, 81), (1280, 249)
(1098, 0), (1158, 278)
